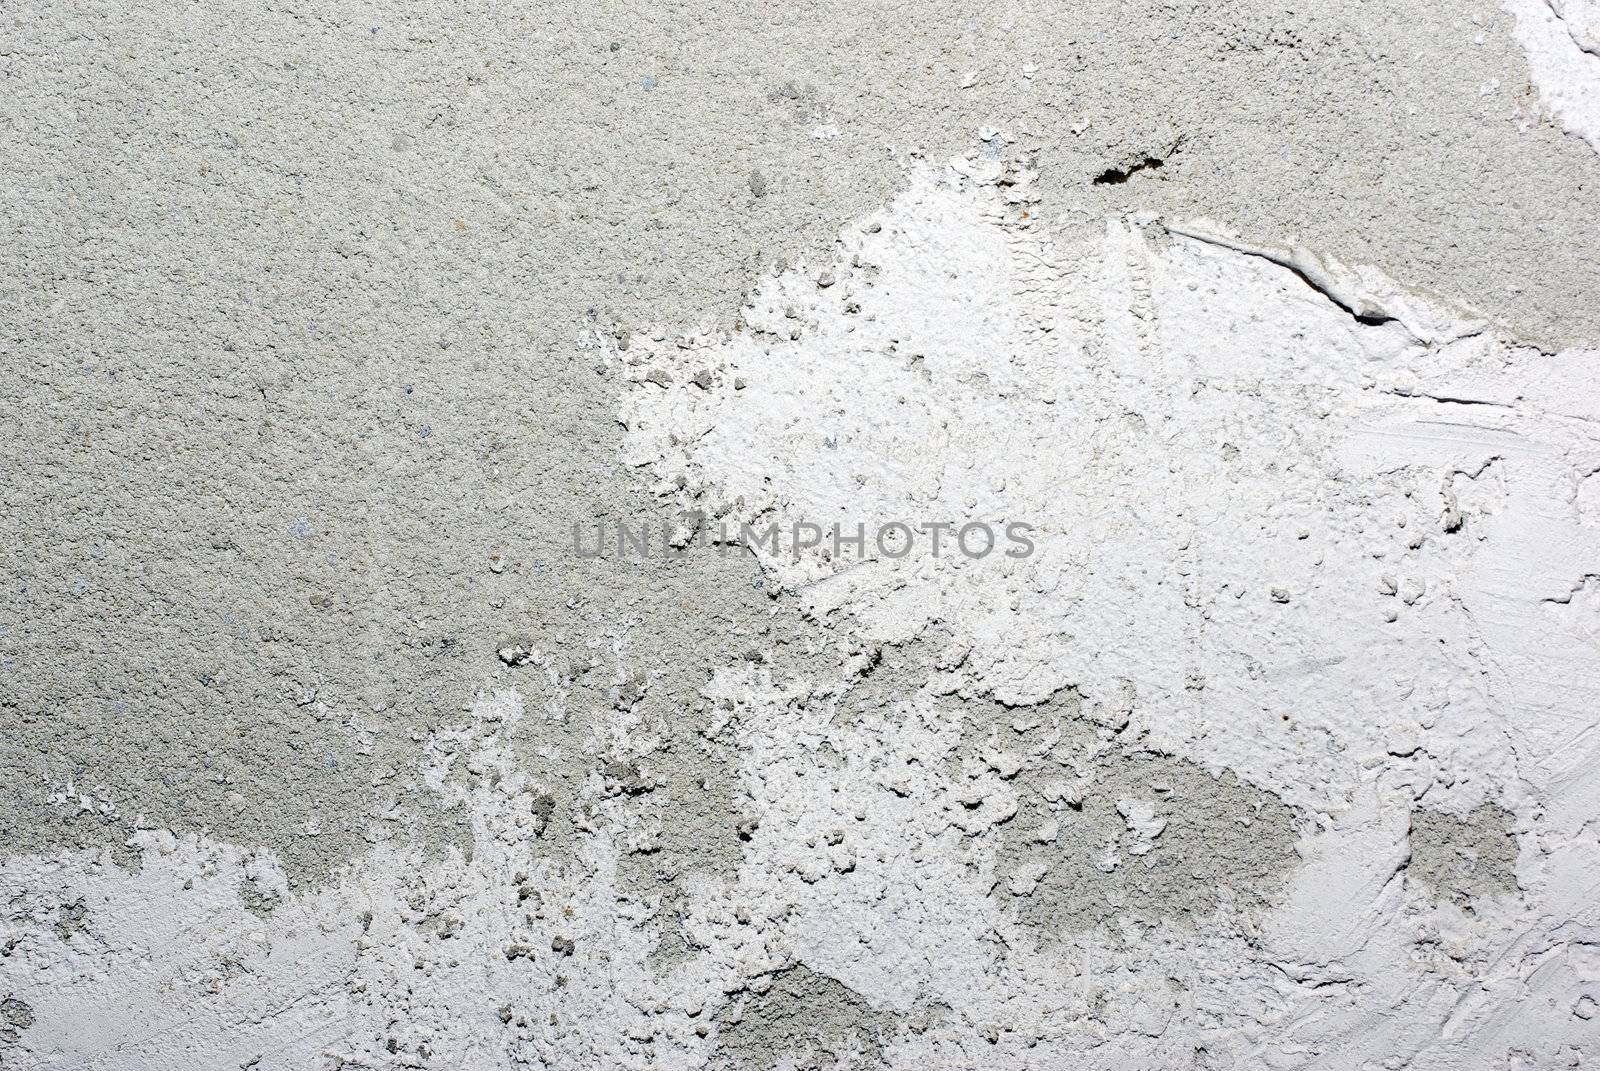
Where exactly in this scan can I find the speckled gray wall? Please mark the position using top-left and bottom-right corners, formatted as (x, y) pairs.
(3, 1), (1599, 1068)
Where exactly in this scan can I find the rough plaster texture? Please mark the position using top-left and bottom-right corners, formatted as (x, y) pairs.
(3, 0), (1600, 1068)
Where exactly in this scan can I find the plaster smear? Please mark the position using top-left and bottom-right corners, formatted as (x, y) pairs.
(5, 165), (1600, 1068)
(3, 675), (1589, 1070)
(610, 159), (1600, 1063)
(1, 691), (758, 1071)
(1505, 0), (1600, 150)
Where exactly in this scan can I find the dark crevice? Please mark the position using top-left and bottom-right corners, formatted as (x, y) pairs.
(1385, 391), (1513, 409)
(1175, 225), (1402, 331)
(1093, 155), (1166, 185)
(1270, 257), (1396, 327)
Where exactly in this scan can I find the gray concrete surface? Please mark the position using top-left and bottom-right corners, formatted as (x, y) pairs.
(3, 0), (1599, 1067)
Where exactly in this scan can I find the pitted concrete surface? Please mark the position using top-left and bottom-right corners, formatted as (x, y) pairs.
(3, 1), (1599, 1068)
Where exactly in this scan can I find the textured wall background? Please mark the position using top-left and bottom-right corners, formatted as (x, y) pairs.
(3, 1), (1599, 1068)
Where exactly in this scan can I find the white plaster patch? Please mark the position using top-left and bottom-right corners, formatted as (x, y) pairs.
(1504, 0), (1600, 150)
(611, 160), (1600, 1064)
(616, 166), (1600, 821)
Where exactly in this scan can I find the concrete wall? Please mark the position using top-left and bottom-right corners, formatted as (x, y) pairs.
(3, 1), (1599, 1067)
